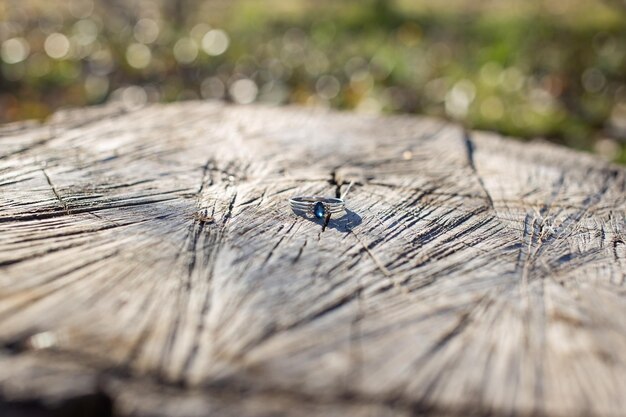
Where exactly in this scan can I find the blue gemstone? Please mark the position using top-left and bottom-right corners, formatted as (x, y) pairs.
(313, 202), (326, 219)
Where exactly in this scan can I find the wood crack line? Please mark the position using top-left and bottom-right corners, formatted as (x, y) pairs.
(350, 230), (391, 277)
(41, 168), (69, 213)
(462, 130), (495, 210)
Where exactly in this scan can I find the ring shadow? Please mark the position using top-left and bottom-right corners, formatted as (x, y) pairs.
(292, 208), (362, 233)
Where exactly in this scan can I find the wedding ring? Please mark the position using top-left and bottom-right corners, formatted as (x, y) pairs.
(289, 196), (345, 219)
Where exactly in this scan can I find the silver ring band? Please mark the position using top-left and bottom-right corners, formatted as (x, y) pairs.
(289, 196), (345, 218)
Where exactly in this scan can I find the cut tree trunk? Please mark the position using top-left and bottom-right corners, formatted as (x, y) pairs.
(0, 102), (625, 417)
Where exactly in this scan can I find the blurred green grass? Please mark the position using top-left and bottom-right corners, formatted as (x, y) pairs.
(1, 0), (625, 161)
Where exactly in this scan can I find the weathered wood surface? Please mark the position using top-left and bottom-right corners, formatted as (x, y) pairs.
(0, 102), (625, 417)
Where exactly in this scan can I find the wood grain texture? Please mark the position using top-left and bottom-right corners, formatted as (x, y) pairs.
(0, 102), (624, 417)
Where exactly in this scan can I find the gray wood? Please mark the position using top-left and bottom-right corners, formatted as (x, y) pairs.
(0, 102), (625, 417)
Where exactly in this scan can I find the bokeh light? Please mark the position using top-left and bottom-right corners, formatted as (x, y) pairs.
(445, 80), (476, 119)
(316, 75), (340, 100)
(44, 33), (71, 59)
(1, 38), (30, 64)
(229, 78), (258, 104)
(202, 29), (229, 56)
(134, 19), (159, 44)
(126, 43), (151, 69)
(173, 38), (198, 64)
(201, 76), (225, 99)
(73, 19), (99, 46)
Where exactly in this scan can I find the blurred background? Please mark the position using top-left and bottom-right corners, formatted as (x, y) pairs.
(1, 0), (625, 161)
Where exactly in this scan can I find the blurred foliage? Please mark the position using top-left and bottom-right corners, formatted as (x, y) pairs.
(1, 0), (625, 162)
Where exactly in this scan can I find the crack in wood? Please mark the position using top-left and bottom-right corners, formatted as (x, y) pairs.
(350, 230), (391, 277)
(463, 129), (495, 210)
(41, 168), (69, 214)
(0, 195), (181, 223)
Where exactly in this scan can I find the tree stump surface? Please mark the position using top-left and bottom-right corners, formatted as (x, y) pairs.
(0, 102), (625, 417)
